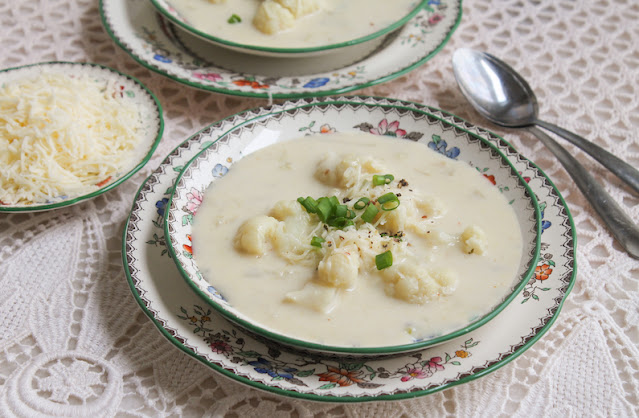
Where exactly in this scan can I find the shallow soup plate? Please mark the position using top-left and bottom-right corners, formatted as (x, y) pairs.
(164, 98), (541, 357)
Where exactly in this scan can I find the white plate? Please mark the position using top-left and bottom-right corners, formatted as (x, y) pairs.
(123, 97), (576, 402)
(100, 0), (461, 98)
(163, 99), (541, 356)
(0, 62), (163, 213)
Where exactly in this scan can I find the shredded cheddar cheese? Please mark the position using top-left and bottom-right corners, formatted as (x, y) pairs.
(0, 72), (143, 205)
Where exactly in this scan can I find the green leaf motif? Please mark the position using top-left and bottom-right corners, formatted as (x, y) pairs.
(296, 369), (315, 377)
(318, 383), (338, 390)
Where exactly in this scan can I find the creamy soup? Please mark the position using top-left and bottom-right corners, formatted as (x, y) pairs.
(167, 0), (419, 49)
(193, 132), (523, 347)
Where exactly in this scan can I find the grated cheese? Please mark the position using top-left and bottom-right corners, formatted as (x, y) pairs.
(0, 72), (144, 205)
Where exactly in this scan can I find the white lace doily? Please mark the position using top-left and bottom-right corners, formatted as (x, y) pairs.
(1, 0), (638, 416)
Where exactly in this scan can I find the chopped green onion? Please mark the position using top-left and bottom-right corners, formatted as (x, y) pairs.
(310, 236), (325, 247)
(327, 217), (354, 229)
(375, 250), (393, 270)
(373, 174), (394, 186)
(297, 196), (318, 213)
(334, 204), (348, 218)
(329, 196), (340, 207)
(346, 209), (356, 219)
(353, 197), (370, 210)
(228, 14), (242, 23)
(361, 204), (379, 223)
(316, 197), (333, 222)
(378, 192), (400, 211)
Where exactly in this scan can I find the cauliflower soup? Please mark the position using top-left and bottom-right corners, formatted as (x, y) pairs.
(192, 132), (523, 347)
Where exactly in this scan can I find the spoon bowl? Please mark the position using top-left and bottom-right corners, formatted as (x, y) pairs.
(452, 48), (538, 128)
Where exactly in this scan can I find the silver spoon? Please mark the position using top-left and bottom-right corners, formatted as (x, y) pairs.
(452, 48), (639, 259)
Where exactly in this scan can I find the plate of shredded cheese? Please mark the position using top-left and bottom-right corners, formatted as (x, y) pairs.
(0, 62), (163, 212)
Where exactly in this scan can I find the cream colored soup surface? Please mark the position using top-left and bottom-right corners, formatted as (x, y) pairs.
(193, 132), (523, 347)
(168, 0), (418, 49)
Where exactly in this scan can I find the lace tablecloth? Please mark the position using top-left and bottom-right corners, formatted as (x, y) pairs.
(1, 0), (638, 416)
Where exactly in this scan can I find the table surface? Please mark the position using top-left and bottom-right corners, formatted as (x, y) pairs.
(1, 0), (638, 416)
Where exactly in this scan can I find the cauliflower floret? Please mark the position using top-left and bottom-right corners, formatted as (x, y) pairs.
(461, 225), (487, 255)
(415, 196), (447, 218)
(379, 194), (448, 238)
(234, 215), (280, 255)
(317, 244), (360, 289)
(284, 282), (338, 313)
(382, 263), (457, 304)
(274, 0), (322, 18)
(379, 201), (408, 234)
(253, 0), (296, 35)
(268, 200), (318, 259)
(315, 153), (386, 189)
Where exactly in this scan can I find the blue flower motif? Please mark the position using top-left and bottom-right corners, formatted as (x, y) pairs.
(248, 358), (297, 379)
(428, 0), (441, 4)
(303, 77), (330, 88)
(154, 54), (172, 63)
(155, 198), (169, 216)
(212, 163), (229, 177)
(207, 286), (226, 301)
(428, 138), (460, 159)
(540, 208), (552, 233)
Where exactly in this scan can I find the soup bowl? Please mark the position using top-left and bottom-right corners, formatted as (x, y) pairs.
(149, 0), (428, 58)
(164, 97), (541, 356)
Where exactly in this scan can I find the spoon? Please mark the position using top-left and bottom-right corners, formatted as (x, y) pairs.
(452, 48), (639, 259)
(452, 48), (639, 195)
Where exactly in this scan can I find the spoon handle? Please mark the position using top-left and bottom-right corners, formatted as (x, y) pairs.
(536, 120), (639, 195)
(528, 126), (639, 259)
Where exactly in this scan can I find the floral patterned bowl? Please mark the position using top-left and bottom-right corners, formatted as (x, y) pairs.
(149, 0), (428, 58)
(164, 97), (541, 356)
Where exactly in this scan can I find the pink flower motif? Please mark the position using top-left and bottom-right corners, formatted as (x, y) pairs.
(370, 119), (407, 137)
(193, 72), (222, 82)
(400, 367), (431, 382)
(428, 14), (444, 25)
(209, 340), (233, 355)
(426, 356), (445, 371)
(186, 188), (203, 214)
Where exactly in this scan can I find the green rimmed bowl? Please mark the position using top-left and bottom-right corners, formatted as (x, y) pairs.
(0, 62), (163, 213)
(149, 0), (428, 58)
(164, 97), (541, 356)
